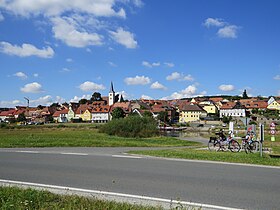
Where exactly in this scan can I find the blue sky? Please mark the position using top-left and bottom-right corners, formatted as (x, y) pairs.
(1, 0), (280, 107)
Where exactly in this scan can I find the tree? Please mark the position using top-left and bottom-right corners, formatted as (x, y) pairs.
(17, 113), (26, 122)
(222, 116), (232, 124)
(111, 107), (125, 119)
(37, 105), (44, 110)
(90, 92), (102, 102)
(79, 98), (88, 104)
(114, 94), (119, 103)
(50, 103), (60, 108)
(143, 111), (153, 118)
(242, 89), (249, 99)
(157, 111), (169, 123)
(120, 95), (125, 102)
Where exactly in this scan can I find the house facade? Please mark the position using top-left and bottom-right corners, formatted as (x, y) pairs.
(91, 105), (110, 123)
(179, 104), (207, 123)
(220, 101), (247, 118)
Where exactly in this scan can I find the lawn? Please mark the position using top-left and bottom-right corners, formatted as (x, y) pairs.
(0, 125), (200, 148)
(0, 186), (164, 210)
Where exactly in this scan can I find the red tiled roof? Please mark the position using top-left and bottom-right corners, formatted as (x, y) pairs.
(91, 105), (110, 113)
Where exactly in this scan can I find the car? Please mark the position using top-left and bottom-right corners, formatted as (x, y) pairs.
(222, 123), (227, 127)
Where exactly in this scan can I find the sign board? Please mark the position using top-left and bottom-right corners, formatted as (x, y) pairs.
(270, 129), (276, 135)
(271, 136), (276, 142)
(270, 122), (276, 128)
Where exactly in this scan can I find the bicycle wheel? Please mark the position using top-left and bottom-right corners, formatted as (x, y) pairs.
(244, 142), (250, 154)
(208, 140), (221, 151)
(248, 141), (259, 153)
(229, 140), (240, 152)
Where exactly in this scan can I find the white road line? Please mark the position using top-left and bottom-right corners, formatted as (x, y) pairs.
(14, 151), (39, 154)
(112, 155), (142, 159)
(0, 179), (243, 210)
(60, 152), (88, 156)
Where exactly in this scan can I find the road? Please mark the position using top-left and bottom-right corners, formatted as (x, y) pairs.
(0, 147), (279, 209)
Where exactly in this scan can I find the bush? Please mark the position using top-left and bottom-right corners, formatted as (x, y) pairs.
(100, 116), (159, 138)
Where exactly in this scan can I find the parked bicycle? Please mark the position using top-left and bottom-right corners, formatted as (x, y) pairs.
(208, 131), (240, 152)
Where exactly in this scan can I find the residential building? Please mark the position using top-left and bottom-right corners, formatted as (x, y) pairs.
(91, 105), (110, 123)
(179, 104), (207, 123)
(220, 101), (247, 118)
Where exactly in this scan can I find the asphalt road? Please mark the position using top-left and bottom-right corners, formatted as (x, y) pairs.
(0, 147), (279, 209)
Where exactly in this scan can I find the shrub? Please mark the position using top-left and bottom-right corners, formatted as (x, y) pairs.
(100, 116), (159, 138)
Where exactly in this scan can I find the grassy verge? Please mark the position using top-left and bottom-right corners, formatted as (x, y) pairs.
(128, 148), (280, 166)
(0, 186), (163, 210)
(0, 127), (201, 148)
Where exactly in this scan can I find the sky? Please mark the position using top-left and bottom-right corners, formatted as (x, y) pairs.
(0, 0), (280, 107)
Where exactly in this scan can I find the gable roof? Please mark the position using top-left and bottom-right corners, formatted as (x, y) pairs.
(181, 104), (206, 112)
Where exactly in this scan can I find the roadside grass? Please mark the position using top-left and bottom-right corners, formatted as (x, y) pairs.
(129, 148), (280, 166)
(0, 186), (165, 210)
(0, 127), (200, 148)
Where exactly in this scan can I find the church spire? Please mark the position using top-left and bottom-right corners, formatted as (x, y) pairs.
(109, 81), (115, 93)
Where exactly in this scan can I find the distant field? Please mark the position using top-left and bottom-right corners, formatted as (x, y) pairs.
(0, 124), (200, 148)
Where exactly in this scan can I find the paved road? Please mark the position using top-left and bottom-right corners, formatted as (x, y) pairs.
(0, 148), (279, 209)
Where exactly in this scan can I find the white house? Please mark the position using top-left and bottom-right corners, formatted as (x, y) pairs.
(220, 101), (247, 118)
(91, 105), (110, 123)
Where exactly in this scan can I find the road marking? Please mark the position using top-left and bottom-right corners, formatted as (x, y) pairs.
(15, 151), (39, 154)
(60, 152), (88, 156)
(112, 155), (142, 159)
(0, 179), (243, 210)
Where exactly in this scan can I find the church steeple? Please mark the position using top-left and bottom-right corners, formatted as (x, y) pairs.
(109, 81), (115, 106)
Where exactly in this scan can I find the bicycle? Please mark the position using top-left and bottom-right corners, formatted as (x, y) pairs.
(208, 136), (240, 152)
(241, 137), (259, 154)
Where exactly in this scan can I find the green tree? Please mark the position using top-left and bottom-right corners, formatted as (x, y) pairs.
(143, 111), (153, 118)
(112, 107), (125, 119)
(242, 89), (249, 99)
(17, 113), (26, 122)
(90, 92), (102, 102)
(37, 105), (44, 110)
(222, 116), (232, 124)
(119, 95), (125, 102)
(79, 98), (88, 104)
(157, 111), (169, 123)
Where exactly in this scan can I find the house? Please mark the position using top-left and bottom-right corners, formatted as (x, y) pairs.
(91, 105), (111, 123)
(199, 100), (218, 115)
(53, 109), (69, 123)
(112, 102), (132, 117)
(219, 101), (247, 118)
(0, 109), (15, 122)
(267, 97), (280, 111)
(75, 104), (92, 122)
(151, 104), (176, 123)
(179, 104), (207, 123)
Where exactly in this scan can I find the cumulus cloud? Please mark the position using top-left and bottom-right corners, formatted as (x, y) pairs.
(0, 0), (126, 18)
(141, 95), (153, 100)
(14, 71), (28, 80)
(150, 81), (167, 90)
(162, 85), (197, 100)
(79, 81), (106, 92)
(0, 100), (21, 107)
(217, 25), (239, 39)
(124, 75), (151, 85)
(0, 42), (54, 58)
(108, 61), (117, 67)
(164, 62), (175, 68)
(66, 58), (73, 62)
(33, 73), (39, 77)
(219, 84), (235, 92)
(109, 27), (137, 49)
(273, 75), (280, 80)
(142, 61), (160, 68)
(20, 82), (43, 93)
(0, 12), (4, 21)
(51, 16), (103, 48)
(204, 18), (226, 28)
(70, 94), (91, 102)
(166, 72), (194, 81)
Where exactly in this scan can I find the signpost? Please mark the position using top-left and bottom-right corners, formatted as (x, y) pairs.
(270, 122), (276, 142)
(259, 124), (264, 157)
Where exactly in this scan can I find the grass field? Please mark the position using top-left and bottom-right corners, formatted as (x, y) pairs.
(0, 186), (165, 210)
(0, 125), (200, 148)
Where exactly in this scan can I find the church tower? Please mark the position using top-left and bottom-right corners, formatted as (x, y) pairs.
(109, 81), (115, 106)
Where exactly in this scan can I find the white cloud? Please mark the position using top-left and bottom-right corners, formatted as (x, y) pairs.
(20, 82), (43, 93)
(164, 62), (174, 68)
(0, 100), (21, 107)
(0, 12), (4, 21)
(70, 94), (91, 102)
(66, 58), (73, 62)
(150, 81), (167, 90)
(51, 16), (103, 48)
(0, 0), (126, 18)
(132, 0), (144, 7)
(116, 90), (131, 100)
(141, 95), (153, 100)
(30, 95), (53, 106)
(162, 85), (197, 100)
(217, 25), (239, 39)
(79, 81), (106, 92)
(33, 73), (39, 77)
(219, 84), (235, 91)
(108, 61), (117, 67)
(273, 75), (280, 80)
(109, 27), (137, 49)
(124, 75), (151, 85)
(61, 67), (71, 72)
(14, 71), (28, 80)
(204, 18), (226, 28)
(0, 42), (54, 58)
(166, 72), (194, 81)
(142, 61), (160, 68)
